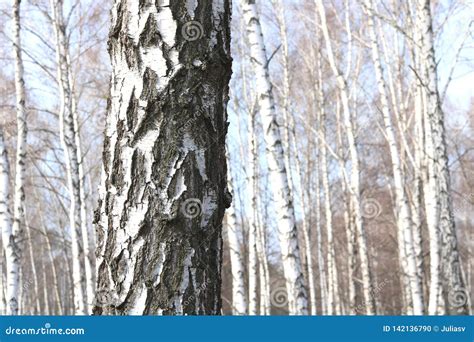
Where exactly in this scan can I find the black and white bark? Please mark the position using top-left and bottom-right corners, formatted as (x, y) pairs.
(50, 0), (87, 315)
(225, 163), (247, 315)
(94, 0), (232, 315)
(0, 129), (20, 315)
(8, 0), (27, 315)
(243, 0), (308, 315)
(416, 0), (469, 315)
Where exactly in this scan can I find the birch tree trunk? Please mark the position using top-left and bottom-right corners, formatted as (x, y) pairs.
(35, 187), (63, 314)
(50, 0), (86, 315)
(247, 110), (258, 315)
(24, 212), (41, 314)
(315, 0), (375, 315)
(225, 168), (247, 315)
(363, 0), (424, 314)
(7, 0), (27, 315)
(243, 0), (308, 315)
(72, 87), (95, 314)
(416, 0), (469, 315)
(1, 129), (20, 315)
(94, 0), (232, 315)
(255, 206), (270, 314)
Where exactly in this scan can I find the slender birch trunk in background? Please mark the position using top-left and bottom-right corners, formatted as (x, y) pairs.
(35, 186), (63, 314)
(0, 248), (5, 314)
(24, 212), (41, 314)
(72, 84), (95, 314)
(416, 0), (469, 315)
(1, 129), (20, 315)
(363, 0), (424, 315)
(50, 0), (86, 315)
(247, 110), (259, 315)
(315, 0), (375, 315)
(50, 0), (94, 313)
(314, 53), (340, 314)
(274, 0), (316, 315)
(94, 0), (232, 315)
(272, 0), (294, 193)
(248, 212), (258, 315)
(255, 205), (270, 314)
(225, 165), (247, 315)
(41, 249), (50, 315)
(243, 0), (308, 315)
(8, 0), (27, 315)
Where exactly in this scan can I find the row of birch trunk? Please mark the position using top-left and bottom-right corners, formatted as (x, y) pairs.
(225, 0), (470, 315)
(0, 0), (471, 316)
(1, 0), (99, 315)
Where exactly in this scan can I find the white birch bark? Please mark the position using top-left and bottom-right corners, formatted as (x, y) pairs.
(255, 207), (271, 315)
(315, 0), (375, 315)
(315, 57), (340, 315)
(416, 0), (469, 315)
(71, 81), (95, 314)
(363, 0), (424, 315)
(272, 0), (294, 194)
(0, 248), (5, 314)
(225, 166), (247, 315)
(35, 186), (63, 314)
(41, 250), (50, 315)
(247, 109), (259, 315)
(94, 0), (232, 315)
(24, 212), (41, 314)
(243, 0), (308, 315)
(8, 0), (26, 315)
(50, 0), (86, 315)
(0, 129), (20, 315)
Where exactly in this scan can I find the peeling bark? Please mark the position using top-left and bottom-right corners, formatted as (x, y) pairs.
(94, 0), (232, 315)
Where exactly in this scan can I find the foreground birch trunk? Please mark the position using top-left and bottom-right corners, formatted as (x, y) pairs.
(416, 0), (469, 315)
(0, 129), (20, 315)
(315, 0), (375, 314)
(50, 0), (86, 315)
(94, 0), (232, 315)
(243, 0), (308, 315)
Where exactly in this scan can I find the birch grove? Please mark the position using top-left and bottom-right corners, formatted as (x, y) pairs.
(0, 0), (472, 316)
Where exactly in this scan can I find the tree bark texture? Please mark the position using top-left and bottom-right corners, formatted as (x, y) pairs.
(94, 0), (232, 315)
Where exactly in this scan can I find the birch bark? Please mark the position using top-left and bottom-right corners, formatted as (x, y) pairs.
(8, 0), (27, 315)
(226, 165), (247, 315)
(416, 0), (469, 315)
(50, 0), (86, 315)
(315, 0), (375, 314)
(0, 129), (20, 315)
(94, 0), (232, 315)
(243, 0), (308, 315)
(363, 0), (424, 314)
